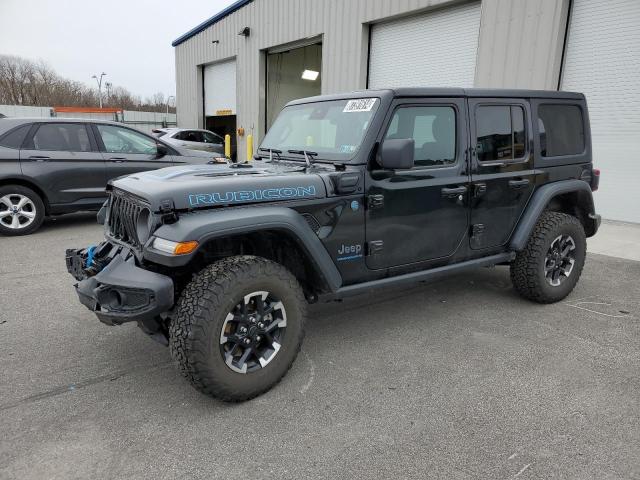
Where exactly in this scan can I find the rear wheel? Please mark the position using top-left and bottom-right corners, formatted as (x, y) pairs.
(0, 185), (45, 236)
(169, 255), (306, 401)
(510, 211), (586, 303)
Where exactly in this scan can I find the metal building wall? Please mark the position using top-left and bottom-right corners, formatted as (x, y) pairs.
(475, 0), (569, 89)
(175, 0), (569, 153)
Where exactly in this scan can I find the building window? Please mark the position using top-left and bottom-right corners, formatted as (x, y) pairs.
(476, 105), (526, 163)
(538, 104), (585, 157)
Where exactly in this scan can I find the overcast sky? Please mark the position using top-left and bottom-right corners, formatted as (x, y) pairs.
(0, 0), (235, 99)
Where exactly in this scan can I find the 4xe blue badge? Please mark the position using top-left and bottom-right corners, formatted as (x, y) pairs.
(350, 200), (359, 211)
(337, 243), (363, 262)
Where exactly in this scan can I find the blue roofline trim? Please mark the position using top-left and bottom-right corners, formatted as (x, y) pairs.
(172, 0), (253, 47)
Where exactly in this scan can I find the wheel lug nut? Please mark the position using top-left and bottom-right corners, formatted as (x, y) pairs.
(255, 335), (261, 342)
(239, 326), (247, 333)
(243, 338), (251, 345)
(257, 322), (264, 329)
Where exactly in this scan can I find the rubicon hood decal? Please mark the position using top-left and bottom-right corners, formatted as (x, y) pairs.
(110, 163), (327, 211)
(189, 186), (317, 206)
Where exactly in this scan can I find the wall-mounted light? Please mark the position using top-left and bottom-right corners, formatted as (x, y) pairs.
(238, 27), (251, 37)
(301, 69), (319, 81)
(211, 40), (219, 44)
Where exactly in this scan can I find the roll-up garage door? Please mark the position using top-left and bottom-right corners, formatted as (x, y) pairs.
(204, 59), (237, 117)
(561, 0), (640, 223)
(368, 2), (481, 89)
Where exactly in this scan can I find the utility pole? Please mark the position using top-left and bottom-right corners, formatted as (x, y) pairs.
(92, 72), (107, 108)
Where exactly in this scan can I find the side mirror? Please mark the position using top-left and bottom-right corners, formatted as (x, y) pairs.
(379, 138), (414, 170)
(156, 143), (168, 158)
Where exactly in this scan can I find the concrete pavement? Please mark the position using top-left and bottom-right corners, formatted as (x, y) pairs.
(0, 213), (639, 479)
(587, 219), (640, 262)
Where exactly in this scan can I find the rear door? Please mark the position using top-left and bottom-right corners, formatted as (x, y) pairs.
(92, 123), (175, 180)
(19, 122), (107, 207)
(468, 99), (536, 249)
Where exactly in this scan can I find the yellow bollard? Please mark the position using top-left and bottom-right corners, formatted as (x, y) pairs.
(224, 134), (231, 159)
(246, 134), (253, 162)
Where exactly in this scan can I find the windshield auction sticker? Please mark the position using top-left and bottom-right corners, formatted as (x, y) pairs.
(343, 98), (377, 113)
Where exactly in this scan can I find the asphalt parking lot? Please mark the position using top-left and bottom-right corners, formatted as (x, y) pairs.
(1, 214), (639, 480)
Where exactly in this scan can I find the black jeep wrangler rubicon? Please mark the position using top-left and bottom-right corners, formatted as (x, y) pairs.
(66, 88), (600, 401)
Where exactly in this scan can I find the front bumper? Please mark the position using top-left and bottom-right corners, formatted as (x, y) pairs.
(66, 244), (174, 326)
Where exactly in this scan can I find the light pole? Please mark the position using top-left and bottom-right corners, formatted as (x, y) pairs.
(165, 95), (176, 128)
(92, 72), (107, 108)
(166, 95), (175, 116)
(104, 82), (112, 105)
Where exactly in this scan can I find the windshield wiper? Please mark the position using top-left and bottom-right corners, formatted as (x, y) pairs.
(258, 147), (282, 163)
(287, 149), (318, 168)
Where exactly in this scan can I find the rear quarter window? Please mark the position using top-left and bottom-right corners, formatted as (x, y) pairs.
(0, 124), (31, 149)
(537, 104), (585, 157)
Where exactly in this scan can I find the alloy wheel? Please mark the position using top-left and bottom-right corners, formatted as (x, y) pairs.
(219, 291), (287, 374)
(0, 194), (37, 230)
(544, 234), (576, 287)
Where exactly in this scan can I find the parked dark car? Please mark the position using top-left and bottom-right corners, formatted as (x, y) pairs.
(0, 118), (226, 235)
(66, 88), (600, 401)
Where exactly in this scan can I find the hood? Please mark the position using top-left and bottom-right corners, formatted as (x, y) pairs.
(110, 162), (328, 211)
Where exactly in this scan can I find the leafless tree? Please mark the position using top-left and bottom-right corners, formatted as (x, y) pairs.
(0, 55), (176, 113)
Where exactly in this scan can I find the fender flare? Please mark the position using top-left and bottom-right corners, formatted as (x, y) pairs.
(144, 206), (343, 292)
(510, 179), (596, 251)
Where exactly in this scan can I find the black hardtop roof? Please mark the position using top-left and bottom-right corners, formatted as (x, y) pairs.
(287, 88), (584, 106)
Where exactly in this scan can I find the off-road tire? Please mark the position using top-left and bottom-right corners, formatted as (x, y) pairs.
(511, 211), (586, 303)
(169, 255), (306, 401)
(0, 185), (45, 236)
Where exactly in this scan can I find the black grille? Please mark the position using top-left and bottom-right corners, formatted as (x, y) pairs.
(106, 191), (147, 249)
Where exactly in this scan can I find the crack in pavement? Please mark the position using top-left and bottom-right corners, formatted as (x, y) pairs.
(0, 361), (174, 412)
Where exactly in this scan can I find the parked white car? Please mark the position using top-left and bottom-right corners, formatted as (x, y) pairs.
(153, 128), (224, 154)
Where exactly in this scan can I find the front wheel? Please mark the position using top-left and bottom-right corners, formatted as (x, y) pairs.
(510, 211), (586, 303)
(169, 256), (306, 401)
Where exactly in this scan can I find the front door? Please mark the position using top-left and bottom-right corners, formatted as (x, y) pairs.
(468, 99), (536, 249)
(92, 123), (175, 180)
(19, 122), (107, 208)
(365, 98), (469, 270)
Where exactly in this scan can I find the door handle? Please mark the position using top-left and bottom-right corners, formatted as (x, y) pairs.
(108, 157), (126, 163)
(28, 155), (50, 161)
(509, 179), (530, 189)
(441, 186), (467, 198)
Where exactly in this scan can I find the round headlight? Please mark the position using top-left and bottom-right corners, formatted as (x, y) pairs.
(136, 207), (153, 244)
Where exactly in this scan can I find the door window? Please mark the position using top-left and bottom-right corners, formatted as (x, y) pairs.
(475, 105), (526, 162)
(32, 123), (92, 152)
(384, 106), (456, 167)
(96, 124), (158, 155)
(177, 130), (203, 143)
(202, 131), (222, 143)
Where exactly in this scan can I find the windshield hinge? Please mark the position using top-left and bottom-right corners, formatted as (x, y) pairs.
(159, 199), (178, 224)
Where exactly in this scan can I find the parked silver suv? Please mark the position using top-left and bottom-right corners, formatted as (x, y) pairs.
(153, 128), (224, 154)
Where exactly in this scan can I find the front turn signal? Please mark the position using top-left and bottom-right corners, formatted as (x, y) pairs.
(174, 241), (199, 255)
(152, 237), (199, 255)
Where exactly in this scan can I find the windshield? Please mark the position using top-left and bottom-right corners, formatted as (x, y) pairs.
(260, 98), (380, 161)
